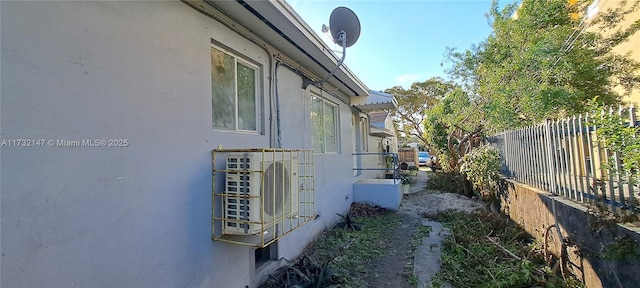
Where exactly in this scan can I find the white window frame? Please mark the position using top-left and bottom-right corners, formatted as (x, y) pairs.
(310, 92), (340, 154)
(352, 113), (368, 176)
(211, 45), (260, 133)
(359, 114), (369, 152)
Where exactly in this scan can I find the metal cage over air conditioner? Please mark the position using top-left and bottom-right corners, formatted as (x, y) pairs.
(212, 148), (316, 247)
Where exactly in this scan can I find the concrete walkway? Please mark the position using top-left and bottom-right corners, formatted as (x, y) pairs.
(407, 169), (452, 287)
(413, 220), (451, 287)
(407, 168), (429, 194)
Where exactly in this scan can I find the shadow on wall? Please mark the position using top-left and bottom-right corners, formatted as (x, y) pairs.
(497, 179), (640, 287)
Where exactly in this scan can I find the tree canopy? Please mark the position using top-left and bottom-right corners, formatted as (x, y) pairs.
(384, 0), (640, 196)
(443, 0), (639, 133)
(384, 77), (456, 145)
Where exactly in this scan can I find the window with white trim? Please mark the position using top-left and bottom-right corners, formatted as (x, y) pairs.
(359, 115), (368, 152)
(211, 46), (258, 131)
(310, 94), (338, 153)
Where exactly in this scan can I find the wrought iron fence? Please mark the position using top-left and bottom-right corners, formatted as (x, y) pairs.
(487, 106), (638, 213)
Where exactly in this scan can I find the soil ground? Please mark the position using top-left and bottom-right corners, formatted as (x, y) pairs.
(263, 169), (488, 288)
(366, 168), (486, 287)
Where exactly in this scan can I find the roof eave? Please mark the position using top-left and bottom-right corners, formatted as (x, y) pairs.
(201, 0), (369, 97)
(355, 102), (397, 112)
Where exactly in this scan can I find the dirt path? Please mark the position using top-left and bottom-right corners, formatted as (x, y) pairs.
(366, 173), (486, 287)
(264, 171), (488, 288)
(367, 213), (420, 288)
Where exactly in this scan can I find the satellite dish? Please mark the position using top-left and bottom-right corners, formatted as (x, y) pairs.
(302, 6), (361, 88)
(329, 7), (361, 48)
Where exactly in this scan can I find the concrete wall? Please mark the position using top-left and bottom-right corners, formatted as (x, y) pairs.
(499, 179), (640, 287)
(1, 1), (358, 287)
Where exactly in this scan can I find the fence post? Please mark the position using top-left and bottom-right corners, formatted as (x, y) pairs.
(558, 119), (569, 198)
(605, 108), (617, 213)
(544, 120), (557, 194)
(613, 107), (626, 211)
(577, 114), (587, 203)
(628, 105), (637, 212)
(535, 124), (544, 190)
(569, 116), (581, 202)
(584, 112), (595, 204)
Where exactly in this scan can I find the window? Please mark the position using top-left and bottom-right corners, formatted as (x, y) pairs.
(211, 46), (258, 131)
(359, 115), (368, 152)
(352, 114), (368, 176)
(310, 94), (338, 153)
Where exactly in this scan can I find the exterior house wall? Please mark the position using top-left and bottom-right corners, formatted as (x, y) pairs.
(585, 0), (640, 106)
(1, 1), (359, 287)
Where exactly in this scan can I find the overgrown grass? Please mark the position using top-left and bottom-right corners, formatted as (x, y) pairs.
(429, 210), (584, 288)
(304, 213), (402, 287)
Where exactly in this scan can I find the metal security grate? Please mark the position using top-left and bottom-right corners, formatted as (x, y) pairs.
(212, 148), (316, 247)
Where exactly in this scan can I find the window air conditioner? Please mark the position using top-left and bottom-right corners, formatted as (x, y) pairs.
(223, 152), (299, 235)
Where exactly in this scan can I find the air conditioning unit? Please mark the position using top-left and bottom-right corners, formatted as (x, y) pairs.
(223, 152), (299, 235)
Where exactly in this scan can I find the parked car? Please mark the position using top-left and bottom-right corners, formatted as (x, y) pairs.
(418, 151), (430, 166)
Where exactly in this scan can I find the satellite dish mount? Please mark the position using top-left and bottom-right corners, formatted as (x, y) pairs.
(303, 7), (360, 88)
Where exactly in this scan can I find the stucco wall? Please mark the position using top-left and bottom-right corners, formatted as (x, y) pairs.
(499, 179), (640, 287)
(1, 1), (358, 287)
(364, 135), (388, 179)
(589, 0), (640, 107)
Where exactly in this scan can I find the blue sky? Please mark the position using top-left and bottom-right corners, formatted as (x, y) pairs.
(288, 0), (511, 91)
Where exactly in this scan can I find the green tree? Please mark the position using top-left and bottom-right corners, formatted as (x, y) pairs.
(425, 0), (639, 197)
(444, 0), (640, 134)
(384, 77), (456, 146)
(421, 86), (487, 196)
(387, 0), (639, 198)
(423, 87), (480, 169)
(587, 99), (640, 187)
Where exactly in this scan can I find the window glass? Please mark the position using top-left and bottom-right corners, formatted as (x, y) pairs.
(359, 116), (367, 152)
(211, 46), (258, 131)
(237, 62), (256, 131)
(324, 103), (337, 153)
(211, 48), (236, 130)
(311, 96), (324, 153)
(310, 94), (338, 153)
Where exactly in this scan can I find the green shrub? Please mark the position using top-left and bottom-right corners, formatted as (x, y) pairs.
(460, 145), (501, 199)
(425, 171), (465, 194)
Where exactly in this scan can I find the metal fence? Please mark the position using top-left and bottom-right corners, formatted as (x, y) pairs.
(353, 152), (400, 184)
(487, 106), (639, 213)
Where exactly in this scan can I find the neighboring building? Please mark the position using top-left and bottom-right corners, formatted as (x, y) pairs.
(352, 90), (398, 179)
(582, 0), (640, 106)
(0, 1), (377, 287)
(369, 110), (398, 158)
(513, 0), (639, 106)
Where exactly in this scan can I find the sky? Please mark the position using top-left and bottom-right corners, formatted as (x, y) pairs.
(287, 0), (510, 91)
